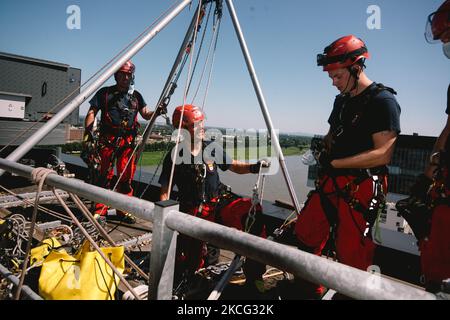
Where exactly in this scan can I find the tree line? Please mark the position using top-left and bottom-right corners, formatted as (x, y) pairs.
(61, 133), (312, 154)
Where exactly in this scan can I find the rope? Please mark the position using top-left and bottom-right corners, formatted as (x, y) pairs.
(167, 0), (204, 200)
(0, 0), (180, 155)
(138, 2), (222, 200)
(132, 46), (191, 190)
(138, 142), (173, 199)
(7, 214), (30, 258)
(52, 187), (141, 300)
(201, 17), (221, 110)
(188, 1), (213, 102)
(97, 0), (208, 209)
(245, 162), (265, 233)
(192, 10), (221, 108)
(69, 193), (149, 282)
(14, 167), (55, 300)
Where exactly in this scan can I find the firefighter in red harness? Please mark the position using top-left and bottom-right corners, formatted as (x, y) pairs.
(159, 105), (269, 297)
(293, 35), (401, 298)
(83, 61), (156, 224)
(397, 0), (450, 293)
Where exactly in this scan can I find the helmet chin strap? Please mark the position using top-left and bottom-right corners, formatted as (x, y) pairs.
(340, 67), (360, 97)
(347, 66), (360, 96)
(127, 74), (135, 96)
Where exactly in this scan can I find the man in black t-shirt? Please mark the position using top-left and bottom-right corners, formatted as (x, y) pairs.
(294, 35), (401, 299)
(159, 104), (269, 296)
(83, 61), (156, 224)
(398, 1), (450, 292)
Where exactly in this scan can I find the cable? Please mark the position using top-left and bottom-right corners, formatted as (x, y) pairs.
(99, 0), (215, 206)
(138, 142), (172, 199)
(167, 0), (204, 200)
(187, 1), (213, 99)
(69, 193), (149, 281)
(94, 257), (114, 300)
(201, 17), (221, 111)
(192, 9), (221, 108)
(14, 168), (55, 300)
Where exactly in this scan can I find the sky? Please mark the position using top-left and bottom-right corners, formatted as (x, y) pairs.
(0, 0), (448, 137)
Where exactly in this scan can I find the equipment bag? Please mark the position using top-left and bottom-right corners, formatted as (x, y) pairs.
(38, 241), (124, 300)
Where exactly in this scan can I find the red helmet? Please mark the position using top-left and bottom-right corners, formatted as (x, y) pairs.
(425, 0), (450, 43)
(116, 60), (135, 74)
(317, 35), (370, 71)
(172, 104), (205, 128)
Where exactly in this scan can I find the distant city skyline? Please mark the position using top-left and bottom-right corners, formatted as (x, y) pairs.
(1, 0), (448, 137)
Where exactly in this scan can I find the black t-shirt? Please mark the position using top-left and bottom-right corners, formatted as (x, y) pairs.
(327, 82), (401, 160)
(446, 84), (450, 115)
(158, 141), (232, 210)
(89, 85), (146, 132)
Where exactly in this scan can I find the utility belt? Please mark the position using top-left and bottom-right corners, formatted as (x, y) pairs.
(100, 125), (138, 137)
(182, 184), (262, 232)
(98, 126), (138, 149)
(315, 171), (387, 233)
(182, 184), (237, 219)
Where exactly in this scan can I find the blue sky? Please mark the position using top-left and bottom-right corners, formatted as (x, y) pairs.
(0, 0), (448, 136)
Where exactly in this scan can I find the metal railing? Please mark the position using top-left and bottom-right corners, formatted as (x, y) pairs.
(0, 263), (42, 300)
(0, 158), (439, 300)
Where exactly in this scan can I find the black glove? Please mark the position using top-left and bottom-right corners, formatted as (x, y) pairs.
(318, 152), (333, 172)
(395, 174), (433, 240)
(249, 158), (271, 174)
(396, 196), (431, 241)
(410, 174), (433, 200)
(155, 104), (167, 117)
(81, 130), (94, 164)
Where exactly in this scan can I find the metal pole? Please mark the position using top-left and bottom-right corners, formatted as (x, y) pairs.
(135, 5), (201, 164)
(148, 200), (179, 300)
(225, 0), (302, 215)
(165, 210), (438, 300)
(0, 263), (43, 300)
(0, 0), (193, 177)
(0, 158), (155, 221)
(207, 255), (242, 300)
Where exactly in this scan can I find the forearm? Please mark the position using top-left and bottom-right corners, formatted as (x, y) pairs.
(331, 149), (392, 169)
(230, 160), (252, 174)
(425, 117), (450, 177)
(332, 132), (397, 169)
(84, 109), (96, 131)
(160, 185), (170, 201)
(140, 106), (154, 120)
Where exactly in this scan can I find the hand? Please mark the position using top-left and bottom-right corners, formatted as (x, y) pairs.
(409, 174), (433, 200)
(155, 104), (168, 117)
(250, 158), (271, 173)
(318, 152), (333, 171)
(395, 196), (431, 241)
(258, 158), (271, 168)
(82, 130), (94, 143)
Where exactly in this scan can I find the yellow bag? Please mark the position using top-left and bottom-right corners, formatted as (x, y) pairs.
(38, 241), (125, 300)
(30, 238), (65, 267)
